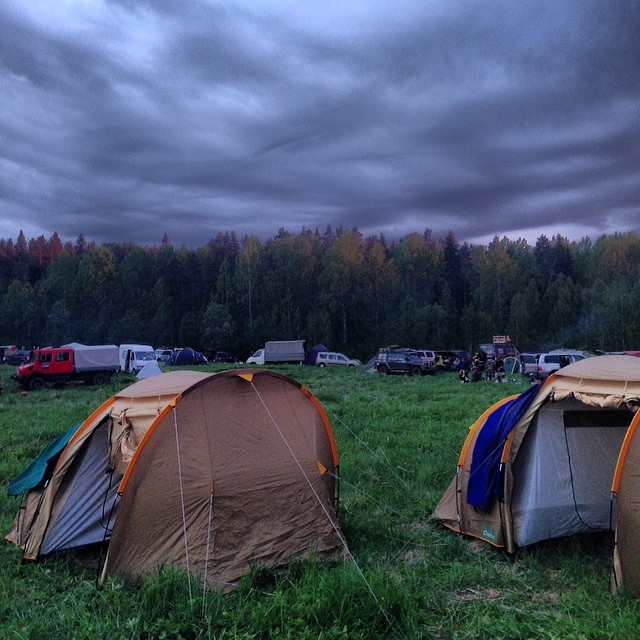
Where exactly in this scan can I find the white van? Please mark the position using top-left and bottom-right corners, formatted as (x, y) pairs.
(120, 344), (156, 374)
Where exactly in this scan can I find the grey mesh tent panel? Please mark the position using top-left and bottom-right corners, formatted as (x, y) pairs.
(511, 399), (628, 547)
(41, 420), (121, 554)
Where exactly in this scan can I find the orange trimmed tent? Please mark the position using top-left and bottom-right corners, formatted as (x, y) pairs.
(433, 355), (640, 596)
(7, 369), (347, 589)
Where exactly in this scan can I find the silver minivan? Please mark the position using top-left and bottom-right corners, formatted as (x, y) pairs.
(315, 352), (361, 367)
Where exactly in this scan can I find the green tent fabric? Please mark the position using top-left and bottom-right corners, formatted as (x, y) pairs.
(8, 425), (78, 496)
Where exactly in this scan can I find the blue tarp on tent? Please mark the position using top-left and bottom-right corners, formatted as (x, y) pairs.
(467, 383), (540, 511)
(8, 424), (78, 496)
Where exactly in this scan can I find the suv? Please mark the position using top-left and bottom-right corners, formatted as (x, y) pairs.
(315, 351), (361, 367)
(534, 351), (587, 379)
(413, 349), (437, 374)
(375, 347), (432, 376)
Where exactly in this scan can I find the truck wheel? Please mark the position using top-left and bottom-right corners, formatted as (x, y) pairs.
(378, 365), (389, 375)
(29, 376), (45, 391)
(92, 372), (109, 386)
(410, 366), (422, 377)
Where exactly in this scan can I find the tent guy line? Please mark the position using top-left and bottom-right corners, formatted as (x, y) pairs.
(249, 378), (395, 632)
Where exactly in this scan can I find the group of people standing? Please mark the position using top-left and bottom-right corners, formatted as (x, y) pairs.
(458, 353), (505, 383)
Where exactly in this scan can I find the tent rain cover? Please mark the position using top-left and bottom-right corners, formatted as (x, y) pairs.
(6, 369), (348, 589)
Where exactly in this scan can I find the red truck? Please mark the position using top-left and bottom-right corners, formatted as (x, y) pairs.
(12, 344), (120, 390)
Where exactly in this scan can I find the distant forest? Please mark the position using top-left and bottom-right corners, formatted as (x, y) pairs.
(1, 227), (639, 361)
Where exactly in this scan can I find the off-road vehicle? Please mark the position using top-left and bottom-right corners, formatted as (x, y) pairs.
(375, 346), (432, 376)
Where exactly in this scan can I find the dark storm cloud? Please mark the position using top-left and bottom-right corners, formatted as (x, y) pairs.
(0, 0), (638, 247)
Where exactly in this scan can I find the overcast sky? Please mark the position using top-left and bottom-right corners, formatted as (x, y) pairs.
(1, 0), (638, 248)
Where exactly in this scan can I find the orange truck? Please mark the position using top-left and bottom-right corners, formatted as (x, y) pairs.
(12, 344), (119, 390)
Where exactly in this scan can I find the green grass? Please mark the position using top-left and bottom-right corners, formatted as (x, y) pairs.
(1, 364), (639, 639)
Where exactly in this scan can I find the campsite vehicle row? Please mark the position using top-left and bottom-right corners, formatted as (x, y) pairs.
(11, 344), (120, 390)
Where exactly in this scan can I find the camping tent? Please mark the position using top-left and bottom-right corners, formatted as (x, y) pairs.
(433, 355), (640, 596)
(166, 347), (208, 366)
(136, 360), (162, 379)
(306, 343), (329, 366)
(6, 369), (347, 589)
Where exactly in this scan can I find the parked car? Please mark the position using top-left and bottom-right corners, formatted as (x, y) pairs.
(437, 350), (472, 370)
(315, 351), (362, 367)
(374, 347), (432, 376)
(5, 349), (32, 366)
(518, 353), (540, 376)
(213, 351), (237, 363)
(534, 350), (588, 379)
(155, 348), (173, 363)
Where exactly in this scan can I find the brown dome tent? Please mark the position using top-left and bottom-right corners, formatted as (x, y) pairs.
(433, 354), (640, 596)
(7, 369), (347, 589)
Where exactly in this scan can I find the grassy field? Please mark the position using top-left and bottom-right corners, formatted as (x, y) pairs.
(1, 363), (639, 639)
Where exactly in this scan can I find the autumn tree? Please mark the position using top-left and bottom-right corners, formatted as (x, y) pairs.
(319, 229), (367, 348)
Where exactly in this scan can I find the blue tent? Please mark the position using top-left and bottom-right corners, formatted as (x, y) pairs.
(306, 344), (329, 366)
(166, 347), (208, 366)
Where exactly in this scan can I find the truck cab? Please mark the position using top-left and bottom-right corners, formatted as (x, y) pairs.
(246, 349), (265, 365)
(15, 348), (75, 388)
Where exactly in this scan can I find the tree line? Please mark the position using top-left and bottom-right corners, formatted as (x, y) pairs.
(1, 227), (639, 362)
